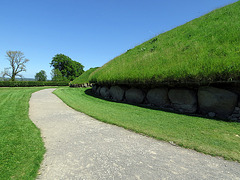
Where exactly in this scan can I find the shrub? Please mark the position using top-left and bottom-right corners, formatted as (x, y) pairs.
(0, 81), (69, 87)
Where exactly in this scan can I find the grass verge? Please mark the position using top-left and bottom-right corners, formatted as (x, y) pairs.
(0, 87), (50, 179)
(54, 87), (240, 162)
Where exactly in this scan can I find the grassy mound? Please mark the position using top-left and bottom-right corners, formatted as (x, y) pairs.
(90, 1), (240, 85)
(70, 67), (98, 85)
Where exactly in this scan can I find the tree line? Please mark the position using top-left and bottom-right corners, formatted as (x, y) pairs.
(1, 51), (84, 81)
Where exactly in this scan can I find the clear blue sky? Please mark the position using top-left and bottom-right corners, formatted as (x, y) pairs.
(0, 0), (238, 79)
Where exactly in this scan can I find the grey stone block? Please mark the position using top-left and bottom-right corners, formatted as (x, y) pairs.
(168, 88), (197, 113)
(109, 86), (125, 101)
(146, 88), (170, 107)
(100, 86), (110, 98)
(125, 88), (145, 104)
(198, 86), (238, 118)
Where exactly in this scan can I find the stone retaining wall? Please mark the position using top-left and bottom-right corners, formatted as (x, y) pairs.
(92, 85), (240, 122)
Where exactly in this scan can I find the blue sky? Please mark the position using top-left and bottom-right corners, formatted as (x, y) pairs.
(0, 0), (238, 79)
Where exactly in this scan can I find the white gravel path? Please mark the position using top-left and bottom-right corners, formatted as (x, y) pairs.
(29, 88), (240, 180)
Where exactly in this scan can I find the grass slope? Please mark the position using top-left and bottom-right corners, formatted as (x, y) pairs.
(90, 1), (240, 85)
(0, 87), (48, 179)
(54, 87), (240, 162)
(71, 67), (98, 85)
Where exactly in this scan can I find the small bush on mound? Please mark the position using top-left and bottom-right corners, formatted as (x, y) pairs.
(70, 67), (99, 87)
(0, 81), (69, 87)
(89, 1), (240, 85)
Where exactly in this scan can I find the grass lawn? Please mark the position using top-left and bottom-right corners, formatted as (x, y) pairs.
(90, 1), (240, 85)
(54, 87), (240, 162)
(0, 87), (51, 180)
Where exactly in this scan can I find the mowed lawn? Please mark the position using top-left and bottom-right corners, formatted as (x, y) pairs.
(54, 87), (240, 162)
(0, 87), (48, 179)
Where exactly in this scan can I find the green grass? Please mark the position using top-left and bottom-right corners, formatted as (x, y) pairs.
(70, 67), (99, 85)
(54, 87), (240, 162)
(90, 1), (240, 85)
(0, 87), (50, 180)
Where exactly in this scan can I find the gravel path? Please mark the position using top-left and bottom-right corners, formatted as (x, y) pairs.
(29, 88), (240, 180)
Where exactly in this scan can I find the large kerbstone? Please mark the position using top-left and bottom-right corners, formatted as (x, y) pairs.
(96, 86), (101, 95)
(168, 88), (197, 113)
(109, 86), (125, 101)
(100, 86), (110, 98)
(125, 88), (145, 104)
(198, 87), (238, 118)
(147, 88), (170, 107)
(92, 85), (97, 93)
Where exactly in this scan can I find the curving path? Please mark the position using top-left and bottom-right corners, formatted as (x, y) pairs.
(29, 89), (240, 180)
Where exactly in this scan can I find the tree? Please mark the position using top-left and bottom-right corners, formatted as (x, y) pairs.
(2, 51), (29, 81)
(50, 54), (84, 81)
(35, 70), (47, 81)
(51, 69), (68, 81)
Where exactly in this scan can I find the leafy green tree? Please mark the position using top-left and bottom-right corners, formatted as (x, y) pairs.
(35, 70), (47, 81)
(50, 54), (84, 81)
(2, 51), (29, 81)
(51, 69), (68, 81)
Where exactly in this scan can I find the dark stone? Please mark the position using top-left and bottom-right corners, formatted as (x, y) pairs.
(125, 88), (145, 104)
(235, 107), (240, 112)
(146, 88), (170, 107)
(198, 87), (238, 118)
(231, 114), (240, 118)
(100, 86), (110, 98)
(92, 85), (97, 93)
(96, 87), (101, 95)
(208, 112), (216, 118)
(168, 88), (197, 113)
(109, 86), (125, 101)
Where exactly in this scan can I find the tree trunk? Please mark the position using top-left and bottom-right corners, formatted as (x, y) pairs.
(11, 74), (15, 81)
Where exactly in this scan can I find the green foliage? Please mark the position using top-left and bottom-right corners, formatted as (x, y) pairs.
(50, 54), (84, 81)
(90, 1), (240, 85)
(35, 70), (47, 81)
(54, 87), (240, 162)
(70, 67), (99, 85)
(51, 69), (68, 81)
(0, 87), (48, 179)
(0, 81), (69, 87)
